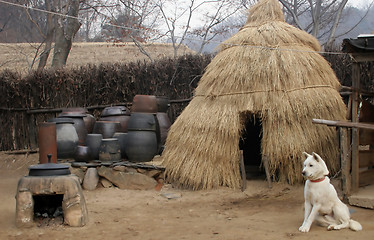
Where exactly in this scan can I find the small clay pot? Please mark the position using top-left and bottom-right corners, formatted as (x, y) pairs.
(99, 138), (121, 162)
(74, 146), (91, 162)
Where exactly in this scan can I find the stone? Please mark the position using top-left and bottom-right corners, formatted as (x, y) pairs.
(70, 167), (85, 184)
(97, 166), (157, 190)
(15, 175), (88, 228)
(113, 165), (126, 172)
(100, 178), (113, 188)
(146, 169), (162, 178)
(83, 168), (99, 190)
(126, 167), (137, 173)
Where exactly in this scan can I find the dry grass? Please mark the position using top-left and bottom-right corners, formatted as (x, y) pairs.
(0, 42), (195, 74)
(162, 0), (346, 190)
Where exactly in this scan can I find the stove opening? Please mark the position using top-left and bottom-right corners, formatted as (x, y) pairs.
(33, 194), (64, 226)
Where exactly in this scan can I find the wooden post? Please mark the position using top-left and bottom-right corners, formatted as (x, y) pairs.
(239, 150), (246, 192)
(339, 127), (351, 199)
(351, 62), (360, 192)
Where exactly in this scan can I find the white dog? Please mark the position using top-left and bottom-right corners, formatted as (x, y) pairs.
(299, 152), (362, 232)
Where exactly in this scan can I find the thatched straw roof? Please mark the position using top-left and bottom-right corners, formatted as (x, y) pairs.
(161, 0), (346, 190)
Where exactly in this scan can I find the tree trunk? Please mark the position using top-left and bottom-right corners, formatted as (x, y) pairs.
(325, 0), (348, 50)
(37, 0), (54, 71)
(52, 0), (81, 68)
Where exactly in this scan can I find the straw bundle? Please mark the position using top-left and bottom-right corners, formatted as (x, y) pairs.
(162, 0), (346, 190)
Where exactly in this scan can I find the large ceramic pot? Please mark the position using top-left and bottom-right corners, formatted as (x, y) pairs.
(85, 133), (103, 160)
(48, 118), (79, 159)
(99, 138), (121, 162)
(58, 112), (87, 146)
(131, 95), (158, 113)
(61, 107), (96, 134)
(126, 130), (158, 162)
(93, 121), (122, 138)
(38, 122), (57, 164)
(127, 113), (158, 131)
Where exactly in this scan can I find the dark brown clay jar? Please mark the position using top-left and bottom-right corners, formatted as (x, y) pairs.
(131, 95), (158, 113)
(38, 122), (57, 164)
(93, 121), (122, 138)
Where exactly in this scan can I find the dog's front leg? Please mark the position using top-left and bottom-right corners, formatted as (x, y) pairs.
(299, 204), (320, 232)
(299, 201), (312, 231)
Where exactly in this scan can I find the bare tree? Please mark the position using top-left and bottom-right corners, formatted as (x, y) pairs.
(278, 0), (372, 48)
(51, 0), (81, 68)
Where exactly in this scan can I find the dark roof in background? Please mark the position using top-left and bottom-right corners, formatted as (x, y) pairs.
(343, 34), (374, 53)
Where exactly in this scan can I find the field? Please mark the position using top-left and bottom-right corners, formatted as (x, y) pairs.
(0, 42), (195, 74)
(0, 152), (373, 240)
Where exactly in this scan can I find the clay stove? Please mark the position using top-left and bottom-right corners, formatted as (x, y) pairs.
(15, 174), (88, 227)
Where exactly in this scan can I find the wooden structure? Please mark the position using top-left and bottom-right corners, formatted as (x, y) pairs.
(315, 35), (374, 199)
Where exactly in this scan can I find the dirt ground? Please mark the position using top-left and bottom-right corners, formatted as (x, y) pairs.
(0, 152), (373, 240)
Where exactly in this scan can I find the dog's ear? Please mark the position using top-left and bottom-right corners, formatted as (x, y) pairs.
(302, 152), (311, 159)
(312, 152), (329, 176)
(312, 152), (321, 162)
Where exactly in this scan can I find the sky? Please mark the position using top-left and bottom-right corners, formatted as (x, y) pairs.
(348, 0), (373, 8)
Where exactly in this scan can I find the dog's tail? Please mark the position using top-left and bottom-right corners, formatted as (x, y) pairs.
(349, 219), (362, 231)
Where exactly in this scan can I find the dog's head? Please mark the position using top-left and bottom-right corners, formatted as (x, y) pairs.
(301, 152), (329, 180)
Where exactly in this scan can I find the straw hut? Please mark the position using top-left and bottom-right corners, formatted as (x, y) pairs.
(162, 0), (347, 190)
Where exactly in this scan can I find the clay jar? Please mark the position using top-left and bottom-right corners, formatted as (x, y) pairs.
(93, 121), (122, 138)
(126, 113), (158, 162)
(85, 133), (103, 160)
(99, 138), (121, 162)
(156, 112), (171, 146)
(61, 107), (96, 134)
(113, 132), (128, 159)
(48, 118), (79, 159)
(58, 112), (88, 146)
(131, 95), (158, 113)
(74, 146), (90, 162)
(156, 96), (170, 112)
(99, 106), (130, 132)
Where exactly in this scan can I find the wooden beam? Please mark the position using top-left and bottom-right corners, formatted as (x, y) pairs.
(351, 62), (360, 192)
(312, 119), (374, 130)
(340, 127), (351, 198)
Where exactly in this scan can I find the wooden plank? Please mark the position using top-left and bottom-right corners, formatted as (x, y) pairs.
(340, 127), (351, 197)
(359, 150), (374, 168)
(312, 119), (374, 130)
(352, 62), (361, 192)
(359, 168), (374, 187)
